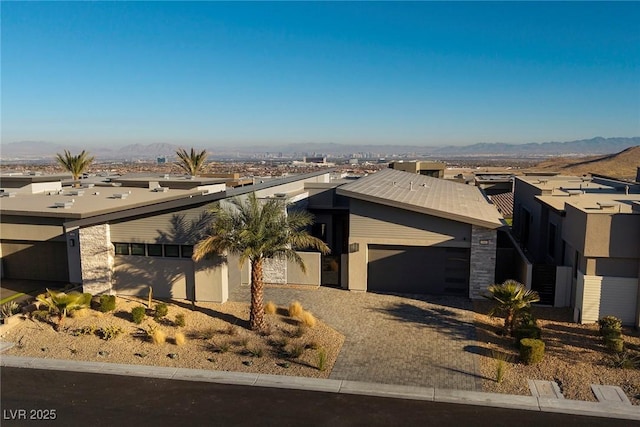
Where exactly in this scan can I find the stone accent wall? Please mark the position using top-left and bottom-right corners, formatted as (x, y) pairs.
(469, 226), (497, 299)
(79, 224), (115, 295)
(263, 257), (287, 284)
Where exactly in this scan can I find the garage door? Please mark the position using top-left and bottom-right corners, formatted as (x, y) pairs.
(367, 245), (469, 295)
(1, 241), (69, 282)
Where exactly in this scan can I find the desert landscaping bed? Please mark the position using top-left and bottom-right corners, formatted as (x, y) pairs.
(473, 302), (640, 405)
(2, 296), (344, 379)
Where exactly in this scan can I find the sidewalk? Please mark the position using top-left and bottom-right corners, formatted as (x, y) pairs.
(1, 355), (638, 421)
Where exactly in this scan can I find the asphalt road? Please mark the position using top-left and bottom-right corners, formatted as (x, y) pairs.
(0, 367), (635, 427)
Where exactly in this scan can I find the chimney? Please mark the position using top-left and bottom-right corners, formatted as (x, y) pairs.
(636, 167), (640, 183)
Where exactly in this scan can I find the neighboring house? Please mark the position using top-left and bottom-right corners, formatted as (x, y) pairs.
(389, 160), (445, 178)
(511, 173), (640, 326)
(0, 171), (331, 302)
(333, 168), (504, 298)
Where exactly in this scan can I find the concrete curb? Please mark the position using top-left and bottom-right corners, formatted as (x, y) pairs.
(1, 355), (639, 420)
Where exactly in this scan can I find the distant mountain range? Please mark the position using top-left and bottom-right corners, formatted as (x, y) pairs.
(1, 137), (638, 161)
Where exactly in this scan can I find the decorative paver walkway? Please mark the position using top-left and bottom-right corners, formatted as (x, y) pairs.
(230, 284), (483, 391)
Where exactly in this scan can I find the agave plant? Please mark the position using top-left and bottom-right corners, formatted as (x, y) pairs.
(1, 301), (20, 319)
(36, 289), (92, 330)
(484, 280), (540, 336)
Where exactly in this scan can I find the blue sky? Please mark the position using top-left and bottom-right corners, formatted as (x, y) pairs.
(2, 1), (639, 147)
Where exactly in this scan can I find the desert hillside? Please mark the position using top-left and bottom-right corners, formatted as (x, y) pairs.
(530, 145), (640, 180)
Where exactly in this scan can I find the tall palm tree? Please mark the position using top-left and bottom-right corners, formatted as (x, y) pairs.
(484, 280), (540, 335)
(193, 193), (330, 331)
(175, 147), (208, 177)
(55, 150), (95, 186)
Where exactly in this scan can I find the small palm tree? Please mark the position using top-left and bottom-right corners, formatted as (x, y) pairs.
(36, 289), (92, 330)
(175, 148), (208, 177)
(484, 280), (540, 335)
(55, 150), (95, 186)
(193, 193), (330, 331)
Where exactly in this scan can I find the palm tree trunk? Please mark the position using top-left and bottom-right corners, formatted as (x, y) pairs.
(249, 258), (266, 331)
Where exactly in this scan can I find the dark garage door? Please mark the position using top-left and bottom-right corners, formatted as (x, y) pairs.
(1, 241), (69, 282)
(367, 245), (470, 295)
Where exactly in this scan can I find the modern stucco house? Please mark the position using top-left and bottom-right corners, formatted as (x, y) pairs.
(512, 173), (640, 326)
(0, 171), (331, 302)
(1, 167), (505, 303)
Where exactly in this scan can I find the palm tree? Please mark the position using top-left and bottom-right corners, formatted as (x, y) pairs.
(484, 280), (540, 335)
(36, 289), (92, 330)
(193, 193), (330, 331)
(175, 148), (208, 177)
(55, 150), (95, 186)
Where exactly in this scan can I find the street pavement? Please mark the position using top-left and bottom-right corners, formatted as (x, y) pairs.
(1, 367), (635, 427)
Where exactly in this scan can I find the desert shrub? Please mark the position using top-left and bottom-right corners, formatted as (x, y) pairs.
(217, 342), (231, 353)
(239, 337), (249, 347)
(601, 329), (622, 341)
(98, 295), (116, 313)
(31, 310), (50, 322)
(71, 324), (97, 336)
(196, 327), (217, 340)
(316, 348), (328, 371)
(491, 350), (512, 383)
(287, 344), (305, 359)
(605, 351), (640, 369)
(246, 347), (264, 358)
(264, 301), (277, 315)
(131, 306), (146, 324)
(149, 326), (166, 345)
(605, 338), (624, 353)
(99, 325), (124, 340)
(598, 316), (622, 334)
(288, 301), (303, 318)
(300, 311), (317, 328)
(175, 332), (186, 346)
(154, 303), (169, 319)
(225, 324), (239, 336)
(514, 326), (542, 347)
(1, 301), (21, 318)
(174, 313), (186, 327)
(519, 339), (545, 365)
(69, 308), (90, 319)
(516, 311), (538, 329)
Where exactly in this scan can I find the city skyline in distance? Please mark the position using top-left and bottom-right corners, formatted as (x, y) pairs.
(2, 2), (639, 148)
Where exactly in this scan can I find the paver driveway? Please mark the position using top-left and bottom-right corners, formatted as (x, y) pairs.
(230, 284), (483, 391)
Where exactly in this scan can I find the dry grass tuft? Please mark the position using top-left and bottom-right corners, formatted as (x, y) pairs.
(175, 332), (186, 346)
(151, 328), (166, 345)
(300, 311), (317, 328)
(264, 301), (277, 315)
(288, 301), (303, 318)
(70, 308), (90, 319)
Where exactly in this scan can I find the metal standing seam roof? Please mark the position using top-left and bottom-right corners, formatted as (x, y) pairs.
(336, 168), (504, 229)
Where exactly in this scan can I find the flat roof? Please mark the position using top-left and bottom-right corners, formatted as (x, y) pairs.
(1, 169), (333, 224)
(0, 185), (223, 219)
(536, 192), (640, 214)
(336, 168), (504, 229)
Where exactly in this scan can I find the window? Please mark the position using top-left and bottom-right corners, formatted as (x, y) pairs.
(131, 243), (146, 256)
(164, 245), (180, 257)
(181, 245), (194, 258)
(147, 244), (163, 257)
(114, 243), (130, 255)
